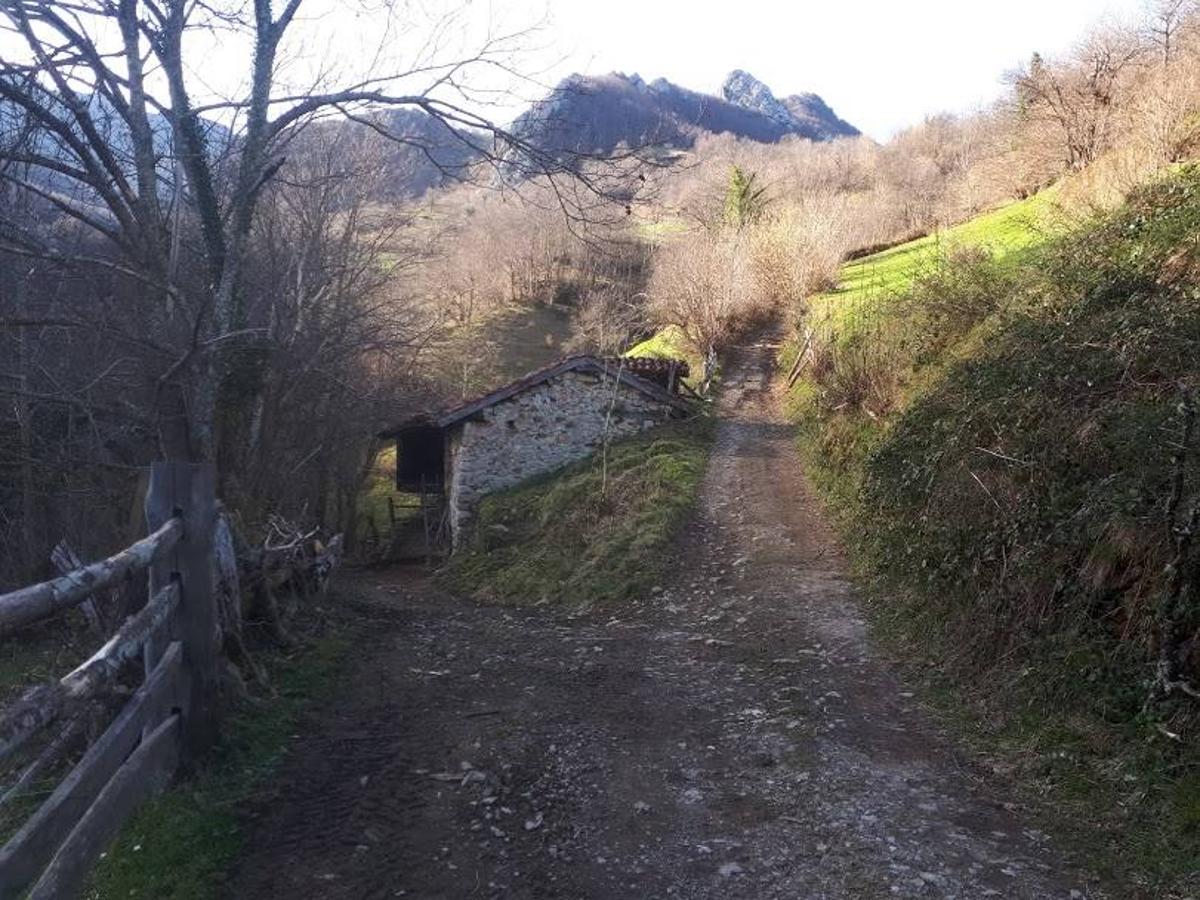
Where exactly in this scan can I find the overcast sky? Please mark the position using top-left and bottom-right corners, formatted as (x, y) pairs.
(520, 0), (1149, 138)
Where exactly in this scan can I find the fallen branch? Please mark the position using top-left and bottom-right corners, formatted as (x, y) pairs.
(232, 514), (343, 651)
(972, 446), (1033, 468)
(786, 327), (815, 388)
(0, 711), (88, 808)
(967, 469), (1002, 510)
(49, 540), (120, 637)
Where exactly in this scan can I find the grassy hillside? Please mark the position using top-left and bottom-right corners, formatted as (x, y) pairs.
(444, 418), (712, 607)
(786, 167), (1200, 893)
(805, 191), (1059, 350)
(626, 325), (704, 387)
(488, 303), (576, 379)
(835, 194), (1053, 296)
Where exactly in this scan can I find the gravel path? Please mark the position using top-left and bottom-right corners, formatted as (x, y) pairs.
(227, 335), (1110, 899)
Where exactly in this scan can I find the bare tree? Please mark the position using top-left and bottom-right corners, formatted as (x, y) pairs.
(1012, 30), (1147, 172)
(569, 284), (645, 355)
(0, 0), (626, 465)
(230, 122), (435, 544)
(648, 229), (758, 386)
(1144, 0), (1199, 63)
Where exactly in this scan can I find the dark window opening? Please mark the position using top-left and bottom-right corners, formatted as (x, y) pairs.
(395, 426), (445, 492)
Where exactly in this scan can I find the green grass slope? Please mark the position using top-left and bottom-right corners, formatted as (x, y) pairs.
(625, 325), (704, 389)
(444, 418), (712, 607)
(807, 191), (1059, 347)
(787, 167), (1200, 893)
(86, 606), (359, 899)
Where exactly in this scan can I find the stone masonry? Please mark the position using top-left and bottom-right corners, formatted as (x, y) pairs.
(446, 369), (678, 543)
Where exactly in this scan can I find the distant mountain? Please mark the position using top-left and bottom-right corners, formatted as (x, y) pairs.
(509, 70), (859, 158)
(720, 70), (859, 141)
(4, 70), (858, 208)
(364, 108), (482, 199)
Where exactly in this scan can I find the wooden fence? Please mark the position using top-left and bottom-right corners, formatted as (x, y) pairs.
(0, 462), (218, 899)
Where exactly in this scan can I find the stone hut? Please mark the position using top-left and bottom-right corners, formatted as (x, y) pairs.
(379, 356), (692, 546)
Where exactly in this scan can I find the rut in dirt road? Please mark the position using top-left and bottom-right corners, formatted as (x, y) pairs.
(227, 335), (1112, 899)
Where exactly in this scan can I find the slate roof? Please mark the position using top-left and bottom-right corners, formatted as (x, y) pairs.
(378, 355), (692, 438)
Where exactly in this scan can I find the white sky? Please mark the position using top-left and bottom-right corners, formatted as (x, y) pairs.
(525, 0), (1149, 138)
(0, 0), (1152, 141)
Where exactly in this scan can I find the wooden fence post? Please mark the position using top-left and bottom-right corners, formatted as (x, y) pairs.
(145, 462), (218, 756)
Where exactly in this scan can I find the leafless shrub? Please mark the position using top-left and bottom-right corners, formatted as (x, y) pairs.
(647, 229), (759, 372)
(798, 293), (907, 419)
(569, 286), (646, 355)
(749, 195), (853, 305)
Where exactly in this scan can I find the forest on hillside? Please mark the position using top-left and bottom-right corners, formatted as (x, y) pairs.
(4, 0), (1198, 592)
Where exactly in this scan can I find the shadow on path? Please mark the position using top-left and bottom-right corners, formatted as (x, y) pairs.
(226, 334), (1112, 900)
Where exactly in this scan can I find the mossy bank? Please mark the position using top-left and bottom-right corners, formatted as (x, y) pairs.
(786, 167), (1200, 894)
(443, 418), (714, 608)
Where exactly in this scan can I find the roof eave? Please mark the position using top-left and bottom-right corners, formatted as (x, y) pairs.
(378, 354), (694, 437)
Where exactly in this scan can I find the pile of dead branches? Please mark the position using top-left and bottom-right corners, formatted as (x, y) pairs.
(215, 512), (344, 692)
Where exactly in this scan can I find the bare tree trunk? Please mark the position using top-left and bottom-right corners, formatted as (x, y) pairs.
(15, 274), (36, 580)
(341, 443), (379, 558)
(314, 451), (331, 532)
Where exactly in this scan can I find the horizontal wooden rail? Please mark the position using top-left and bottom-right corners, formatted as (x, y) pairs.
(28, 713), (181, 900)
(0, 582), (181, 762)
(0, 461), (216, 897)
(62, 581), (180, 702)
(0, 517), (182, 637)
(0, 643), (183, 898)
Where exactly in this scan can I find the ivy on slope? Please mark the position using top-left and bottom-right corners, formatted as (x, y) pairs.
(790, 166), (1200, 892)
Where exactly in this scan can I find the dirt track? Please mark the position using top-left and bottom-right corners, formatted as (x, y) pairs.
(227, 335), (1111, 899)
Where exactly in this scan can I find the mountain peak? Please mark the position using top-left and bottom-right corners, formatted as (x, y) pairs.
(510, 70), (859, 159)
(720, 70), (793, 127)
(721, 70), (860, 141)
